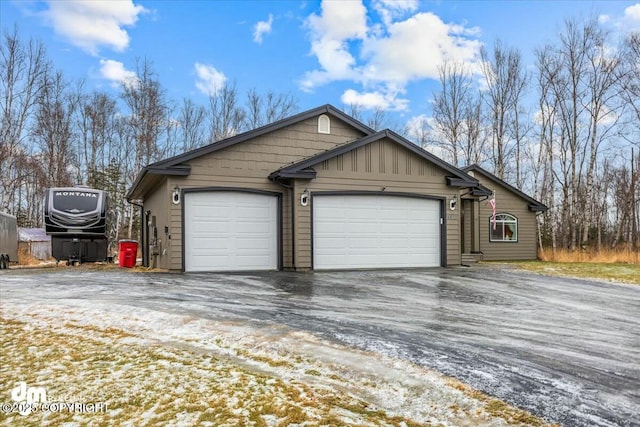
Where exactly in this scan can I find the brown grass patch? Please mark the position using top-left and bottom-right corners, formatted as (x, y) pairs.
(538, 247), (639, 264)
(17, 246), (49, 266)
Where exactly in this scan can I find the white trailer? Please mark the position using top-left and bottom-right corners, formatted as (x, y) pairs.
(0, 212), (18, 269)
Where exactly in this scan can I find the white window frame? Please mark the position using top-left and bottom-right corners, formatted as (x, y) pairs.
(318, 114), (330, 134)
(489, 213), (518, 242)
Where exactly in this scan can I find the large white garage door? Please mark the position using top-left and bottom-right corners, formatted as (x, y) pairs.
(184, 192), (278, 272)
(313, 195), (441, 269)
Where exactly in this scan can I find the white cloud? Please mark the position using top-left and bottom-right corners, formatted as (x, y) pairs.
(99, 59), (137, 87)
(194, 63), (227, 95)
(621, 3), (640, 31)
(361, 13), (481, 83)
(601, 3), (640, 32)
(253, 14), (274, 44)
(341, 88), (409, 111)
(373, 0), (418, 27)
(301, 0), (482, 112)
(301, 0), (368, 91)
(40, 0), (147, 55)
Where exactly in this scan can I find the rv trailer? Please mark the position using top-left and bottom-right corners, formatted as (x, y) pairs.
(0, 212), (18, 269)
(44, 187), (109, 265)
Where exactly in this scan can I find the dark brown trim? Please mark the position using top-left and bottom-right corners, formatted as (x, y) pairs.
(181, 187), (283, 272)
(310, 191), (447, 269)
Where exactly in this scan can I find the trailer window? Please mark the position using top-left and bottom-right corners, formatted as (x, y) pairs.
(53, 192), (100, 213)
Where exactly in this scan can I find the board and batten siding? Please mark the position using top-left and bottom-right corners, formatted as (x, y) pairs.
(163, 115), (368, 271)
(477, 178), (538, 260)
(292, 138), (461, 268)
(461, 199), (472, 253)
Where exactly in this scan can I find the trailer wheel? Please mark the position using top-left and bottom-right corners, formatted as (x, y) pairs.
(0, 255), (6, 270)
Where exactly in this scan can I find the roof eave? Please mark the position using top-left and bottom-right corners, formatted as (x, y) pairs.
(269, 169), (317, 180)
(126, 165), (191, 201)
(446, 176), (478, 187)
(528, 204), (548, 213)
(463, 164), (547, 210)
(470, 187), (494, 197)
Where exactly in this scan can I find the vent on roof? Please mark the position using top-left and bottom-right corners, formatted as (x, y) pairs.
(318, 114), (330, 134)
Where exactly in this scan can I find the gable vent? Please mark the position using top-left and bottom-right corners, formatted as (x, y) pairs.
(318, 114), (330, 134)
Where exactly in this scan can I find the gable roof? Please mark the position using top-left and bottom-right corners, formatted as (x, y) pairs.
(127, 104), (376, 200)
(270, 129), (479, 187)
(461, 164), (548, 212)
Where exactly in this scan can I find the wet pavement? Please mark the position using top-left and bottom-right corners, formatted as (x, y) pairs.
(1, 266), (639, 426)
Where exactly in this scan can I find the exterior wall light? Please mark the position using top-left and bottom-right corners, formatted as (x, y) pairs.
(449, 194), (458, 211)
(300, 189), (309, 207)
(172, 186), (181, 205)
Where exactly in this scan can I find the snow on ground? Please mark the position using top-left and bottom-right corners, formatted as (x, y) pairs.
(0, 299), (551, 426)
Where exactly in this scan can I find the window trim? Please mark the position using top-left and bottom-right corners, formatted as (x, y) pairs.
(489, 213), (518, 243)
(318, 114), (330, 134)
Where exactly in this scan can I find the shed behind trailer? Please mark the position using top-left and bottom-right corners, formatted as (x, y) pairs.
(18, 228), (52, 261)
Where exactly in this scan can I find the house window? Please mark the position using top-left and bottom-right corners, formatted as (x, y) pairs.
(489, 213), (518, 242)
(318, 114), (330, 134)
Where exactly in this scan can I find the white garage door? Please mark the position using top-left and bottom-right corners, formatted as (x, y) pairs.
(313, 195), (441, 269)
(184, 192), (278, 272)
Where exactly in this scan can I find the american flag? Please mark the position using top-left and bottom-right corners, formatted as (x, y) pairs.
(489, 196), (496, 230)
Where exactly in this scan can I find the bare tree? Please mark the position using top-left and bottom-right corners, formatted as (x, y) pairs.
(580, 27), (622, 245)
(0, 27), (49, 213)
(620, 33), (640, 250)
(246, 88), (297, 129)
(76, 88), (118, 186)
(534, 44), (562, 251)
(176, 98), (206, 152)
(206, 81), (245, 142)
(461, 93), (487, 166)
(480, 40), (527, 180)
(121, 58), (170, 238)
(31, 69), (76, 187)
(431, 61), (474, 166)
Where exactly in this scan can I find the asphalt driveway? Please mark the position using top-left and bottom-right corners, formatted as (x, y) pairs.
(1, 266), (638, 426)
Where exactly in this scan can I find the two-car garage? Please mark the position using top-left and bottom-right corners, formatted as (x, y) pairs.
(183, 191), (442, 272)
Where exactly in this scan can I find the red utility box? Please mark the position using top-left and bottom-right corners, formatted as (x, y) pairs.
(118, 240), (138, 268)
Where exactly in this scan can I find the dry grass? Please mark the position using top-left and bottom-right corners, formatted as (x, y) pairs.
(0, 305), (555, 427)
(513, 247), (640, 285)
(0, 317), (429, 427)
(538, 247), (639, 264)
(17, 246), (45, 266)
(509, 261), (640, 285)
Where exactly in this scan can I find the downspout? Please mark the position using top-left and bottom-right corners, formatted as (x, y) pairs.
(269, 177), (295, 270)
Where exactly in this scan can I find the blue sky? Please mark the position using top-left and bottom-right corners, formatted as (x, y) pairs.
(2, 0), (640, 129)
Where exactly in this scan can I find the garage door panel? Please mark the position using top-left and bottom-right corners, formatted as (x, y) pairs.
(190, 237), (228, 250)
(313, 195), (441, 269)
(185, 192), (278, 272)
